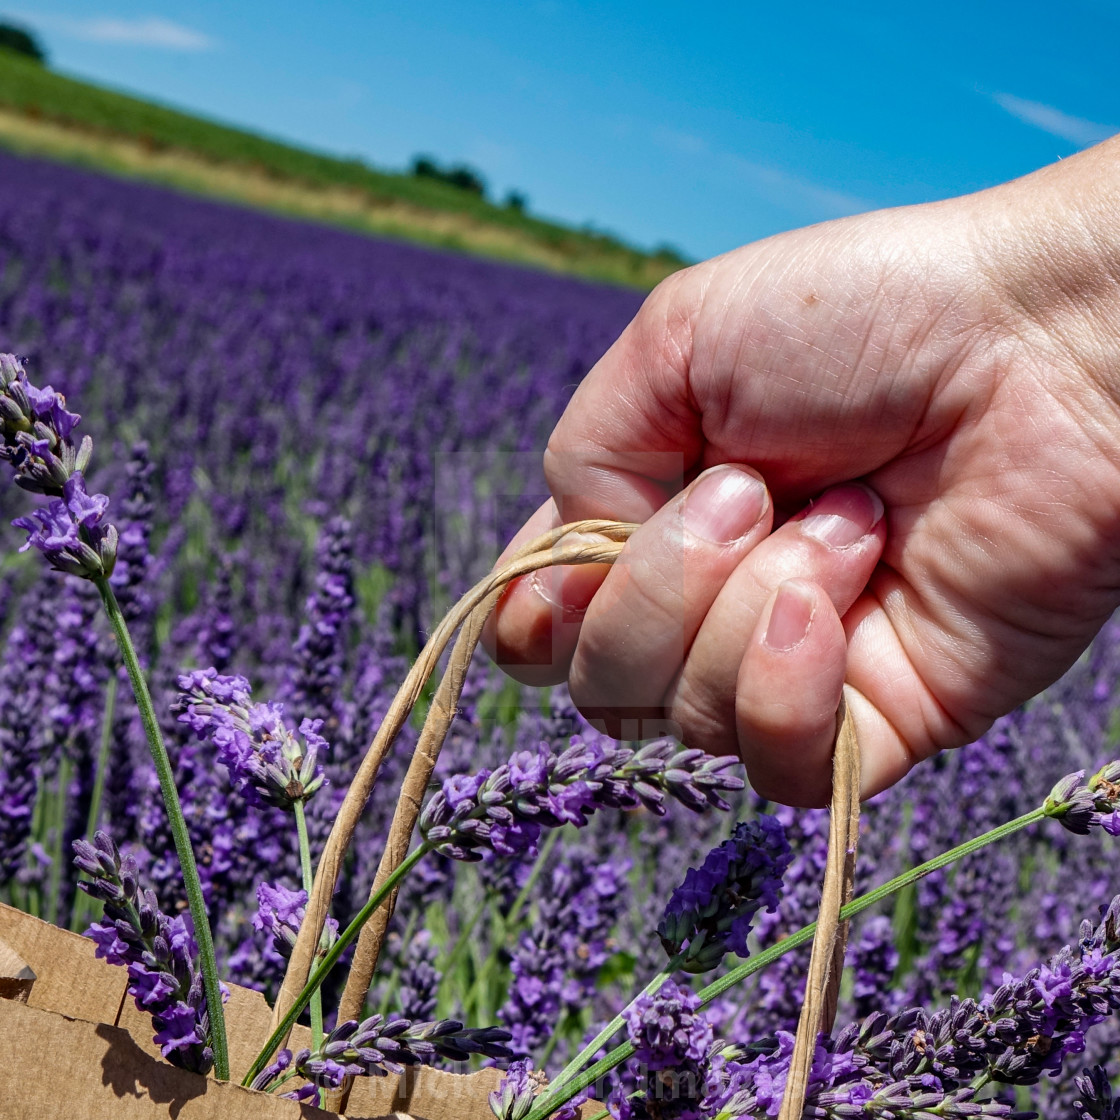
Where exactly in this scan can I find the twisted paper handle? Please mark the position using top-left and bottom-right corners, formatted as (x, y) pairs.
(777, 691), (861, 1120)
(269, 521), (635, 1051)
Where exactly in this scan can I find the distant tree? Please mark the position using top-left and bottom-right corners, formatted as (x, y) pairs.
(651, 242), (689, 266)
(444, 164), (486, 197)
(0, 22), (47, 64)
(410, 155), (487, 198)
(411, 155), (441, 180)
(503, 190), (528, 213)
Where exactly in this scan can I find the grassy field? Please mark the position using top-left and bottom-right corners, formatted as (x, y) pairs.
(0, 48), (687, 288)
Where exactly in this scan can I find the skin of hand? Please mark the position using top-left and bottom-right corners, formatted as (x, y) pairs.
(482, 135), (1120, 807)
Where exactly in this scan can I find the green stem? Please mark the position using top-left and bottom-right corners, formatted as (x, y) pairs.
(293, 801), (324, 1051)
(243, 842), (432, 1088)
(93, 577), (230, 1081)
(46, 753), (71, 926)
(523, 805), (1048, 1120)
(70, 672), (118, 932)
(440, 893), (491, 984)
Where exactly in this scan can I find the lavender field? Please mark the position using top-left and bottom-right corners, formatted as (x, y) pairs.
(1, 148), (1119, 1117)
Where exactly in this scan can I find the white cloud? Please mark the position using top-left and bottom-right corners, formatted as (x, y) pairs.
(11, 12), (216, 51)
(652, 127), (710, 158)
(992, 92), (1116, 147)
(648, 123), (872, 219)
(724, 155), (872, 218)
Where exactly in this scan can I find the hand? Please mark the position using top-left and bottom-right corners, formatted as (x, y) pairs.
(484, 137), (1120, 806)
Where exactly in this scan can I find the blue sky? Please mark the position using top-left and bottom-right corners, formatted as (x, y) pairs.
(5, 2), (1120, 261)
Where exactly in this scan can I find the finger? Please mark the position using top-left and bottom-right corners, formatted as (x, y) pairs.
(735, 579), (848, 807)
(481, 498), (614, 686)
(840, 582), (971, 800)
(742, 578), (966, 807)
(666, 483), (886, 755)
(566, 465), (774, 738)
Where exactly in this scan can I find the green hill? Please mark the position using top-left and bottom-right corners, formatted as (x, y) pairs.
(0, 47), (687, 287)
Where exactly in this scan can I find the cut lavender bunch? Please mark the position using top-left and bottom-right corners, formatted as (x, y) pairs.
(657, 817), (792, 973)
(174, 668), (328, 810)
(702, 897), (1120, 1118)
(72, 830), (221, 1074)
(252, 1013), (513, 1095)
(419, 735), (744, 862)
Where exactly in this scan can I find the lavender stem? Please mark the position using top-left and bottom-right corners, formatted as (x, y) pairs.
(93, 576), (230, 1080)
(293, 800), (324, 1052)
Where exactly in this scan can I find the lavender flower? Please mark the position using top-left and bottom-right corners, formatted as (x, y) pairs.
(489, 1060), (585, 1120)
(289, 515), (354, 728)
(1, 354), (117, 578)
(625, 979), (714, 1070)
(1074, 1065), (1120, 1120)
(0, 353), (89, 493)
(612, 979), (714, 1120)
(11, 471), (118, 578)
(72, 830), (219, 1074)
(657, 817), (792, 973)
(703, 1029), (1024, 1119)
(253, 880), (338, 964)
(419, 736), (743, 862)
(174, 668), (328, 809)
(1046, 764), (1120, 836)
(254, 1013), (513, 1095)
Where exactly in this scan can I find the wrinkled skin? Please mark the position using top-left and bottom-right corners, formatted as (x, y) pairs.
(485, 136), (1120, 807)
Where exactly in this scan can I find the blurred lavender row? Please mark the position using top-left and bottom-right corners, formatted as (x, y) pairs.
(1, 149), (1118, 1110)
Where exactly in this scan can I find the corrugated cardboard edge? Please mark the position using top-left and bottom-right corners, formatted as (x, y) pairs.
(0, 933), (35, 1002)
(0, 903), (601, 1119)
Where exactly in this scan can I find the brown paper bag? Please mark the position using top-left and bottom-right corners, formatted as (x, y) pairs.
(0, 903), (597, 1120)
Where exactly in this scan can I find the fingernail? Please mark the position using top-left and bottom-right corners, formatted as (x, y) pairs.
(682, 466), (768, 544)
(764, 581), (815, 652)
(799, 484), (884, 549)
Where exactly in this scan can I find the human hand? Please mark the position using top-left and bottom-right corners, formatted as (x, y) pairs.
(484, 137), (1120, 806)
